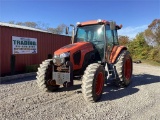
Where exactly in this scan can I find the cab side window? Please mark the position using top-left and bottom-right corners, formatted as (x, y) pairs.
(106, 25), (114, 51)
(106, 25), (114, 44)
(113, 29), (118, 44)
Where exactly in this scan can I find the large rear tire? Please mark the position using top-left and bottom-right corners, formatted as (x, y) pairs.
(81, 63), (105, 102)
(114, 50), (133, 87)
(36, 59), (60, 92)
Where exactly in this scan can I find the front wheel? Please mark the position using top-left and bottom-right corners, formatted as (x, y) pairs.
(114, 50), (133, 87)
(81, 63), (105, 102)
(36, 59), (60, 92)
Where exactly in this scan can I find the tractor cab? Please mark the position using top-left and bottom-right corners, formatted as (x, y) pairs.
(68, 19), (122, 63)
(75, 24), (105, 61)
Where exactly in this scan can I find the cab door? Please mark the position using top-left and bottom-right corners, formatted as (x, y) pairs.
(105, 25), (119, 62)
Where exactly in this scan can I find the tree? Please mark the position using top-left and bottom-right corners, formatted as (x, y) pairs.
(24, 22), (38, 28)
(118, 35), (130, 46)
(8, 21), (15, 24)
(147, 46), (160, 62)
(54, 24), (66, 34)
(128, 32), (151, 59)
(144, 19), (160, 46)
(16, 22), (24, 26)
(6, 21), (67, 35)
(120, 19), (160, 63)
(46, 24), (66, 34)
(46, 27), (56, 33)
(144, 19), (160, 62)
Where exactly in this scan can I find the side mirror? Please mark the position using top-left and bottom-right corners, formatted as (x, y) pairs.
(110, 21), (116, 30)
(66, 27), (69, 34)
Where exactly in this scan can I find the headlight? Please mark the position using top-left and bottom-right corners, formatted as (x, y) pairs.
(53, 52), (70, 65)
(53, 52), (70, 59)
(53, 54), (59, 58)
(59, 52), (70, 58)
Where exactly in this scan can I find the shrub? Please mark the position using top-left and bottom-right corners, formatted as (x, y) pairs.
(25, 64), (39, 73)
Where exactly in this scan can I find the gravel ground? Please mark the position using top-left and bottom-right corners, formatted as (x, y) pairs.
(0, 63), (160, 120)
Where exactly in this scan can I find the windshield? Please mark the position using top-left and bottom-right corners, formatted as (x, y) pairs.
(76, 24), (105, 60)
(75, 25), (105, 45)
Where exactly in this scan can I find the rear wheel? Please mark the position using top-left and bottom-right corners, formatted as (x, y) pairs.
(36, 59), (60, 92)
(114, 50), (132, 87)
(81, 63), (105, 102)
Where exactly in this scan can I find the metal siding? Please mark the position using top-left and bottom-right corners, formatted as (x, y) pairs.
(1, 27), (12, 75)
(0, 26), (70, 76)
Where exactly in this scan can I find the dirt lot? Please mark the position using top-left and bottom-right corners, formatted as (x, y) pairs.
(0, 63), (160, 120)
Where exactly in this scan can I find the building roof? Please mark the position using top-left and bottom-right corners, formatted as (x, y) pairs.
(0, 22), (49, 33)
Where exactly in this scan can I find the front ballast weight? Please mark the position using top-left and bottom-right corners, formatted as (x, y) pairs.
(36, 59), (73, 92)
(52, 61), (73, 87)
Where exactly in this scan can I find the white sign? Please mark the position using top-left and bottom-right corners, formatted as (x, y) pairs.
(12, 36), (37, 54)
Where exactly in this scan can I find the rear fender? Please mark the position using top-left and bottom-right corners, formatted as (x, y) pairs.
(109, 46), (127, 63)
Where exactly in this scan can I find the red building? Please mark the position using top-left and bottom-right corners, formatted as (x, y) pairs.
(0, 22), (70, 76)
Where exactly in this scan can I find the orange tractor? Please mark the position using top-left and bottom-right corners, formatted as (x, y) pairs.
(36, 19), (132, 102)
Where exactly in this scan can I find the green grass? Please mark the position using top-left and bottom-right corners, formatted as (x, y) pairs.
(25, 64), (39, 73)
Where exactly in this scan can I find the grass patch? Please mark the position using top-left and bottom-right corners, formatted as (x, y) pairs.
(25, 64), (39, 73)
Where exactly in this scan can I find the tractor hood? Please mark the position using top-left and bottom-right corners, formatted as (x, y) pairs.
(54, 42), (93, 55)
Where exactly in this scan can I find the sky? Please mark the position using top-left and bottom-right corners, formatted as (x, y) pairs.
(0, 0), (159, 38)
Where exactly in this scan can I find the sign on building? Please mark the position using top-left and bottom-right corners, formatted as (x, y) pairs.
(12, 36), (37, 54)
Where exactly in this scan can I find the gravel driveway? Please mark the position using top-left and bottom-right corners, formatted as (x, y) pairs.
(0, 63), (160, 120)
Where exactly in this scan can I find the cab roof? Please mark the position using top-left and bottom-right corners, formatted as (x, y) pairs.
(77, 19), (122, 29)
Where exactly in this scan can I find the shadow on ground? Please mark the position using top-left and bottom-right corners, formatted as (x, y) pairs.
(100, 74), (160, 102)
(1, 73), (160, 102)
(55, 74), (160, 100)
